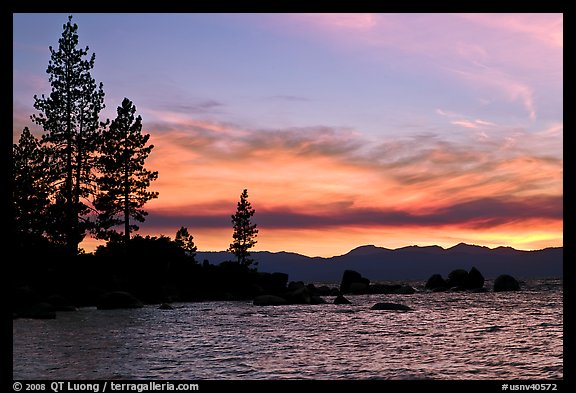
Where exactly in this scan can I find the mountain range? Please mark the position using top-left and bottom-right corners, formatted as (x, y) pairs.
(196, 243), (563, 282)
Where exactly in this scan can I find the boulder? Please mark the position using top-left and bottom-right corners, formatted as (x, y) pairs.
(447, 269), (469, 288)
(349, 282), (369, 294)
(340, 270), (370, 294)
(466, 267), (485, 289)
(425, 274), (448, 290)
(494, 274), (520, 292)
(97, 291), (144, 310)
(284, 286), (311, 304)
(253, 295), (288, 306)
(310, 296), (327, 305)
(370, 302), (412, 311)
(334, 294), (352, 305)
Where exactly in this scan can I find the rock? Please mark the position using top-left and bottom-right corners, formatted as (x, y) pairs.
(158, 303), (174, 310)
(494, 274), (521, 292)
(334, 294), (352, 304)
(45, 295), (78, 311)
(393, 285), (416, 294)
(19, 302), (56, 319)
(97, 291), (144, 310)
(284, 287), (311, 304)
(349, 282), (369, 294)
(466, 266), (485, 289)
(370, 302), (412, 311)
(310, 296), (327, 305)
(447, 269), (469, 288)
(425, 274), (448, 290)
(340, 270), (370, 294)
(253, 295), (288, 306)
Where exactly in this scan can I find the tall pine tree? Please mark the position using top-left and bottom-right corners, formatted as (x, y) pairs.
(31, 15), (106, 256)
(228, 189), (258, 267)
(94, 98), (158, 245)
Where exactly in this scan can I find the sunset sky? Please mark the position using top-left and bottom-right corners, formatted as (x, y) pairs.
(12, 13), (563, 257)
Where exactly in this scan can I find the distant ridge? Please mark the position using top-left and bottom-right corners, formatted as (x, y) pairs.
(197, 243), (563, 282)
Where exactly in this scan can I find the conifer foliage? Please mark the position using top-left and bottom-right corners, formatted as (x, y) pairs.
(228, 189), (258, 267)
(94, 98), (158, 244)
(30, 15), (106, 255)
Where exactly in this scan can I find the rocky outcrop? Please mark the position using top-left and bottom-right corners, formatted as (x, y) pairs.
(426, 266), (485, 291)
(97, 291), (144, 310)
(370, 302), (412, 311)
(493, 274), (520, 292)
(340, 270), (370, 294)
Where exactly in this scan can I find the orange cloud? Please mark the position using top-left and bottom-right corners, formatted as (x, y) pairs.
(112, 113), (563, 257)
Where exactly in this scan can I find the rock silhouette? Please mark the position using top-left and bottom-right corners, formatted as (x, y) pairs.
(334, 294), (352, 304)
(370, 302), (412, 311)
(340, 270), (370, 294)
(253, 295), (288, 306)
(494, 274), (521, 291)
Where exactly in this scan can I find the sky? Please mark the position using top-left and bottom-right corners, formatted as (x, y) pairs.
(12, 13), (563, 257)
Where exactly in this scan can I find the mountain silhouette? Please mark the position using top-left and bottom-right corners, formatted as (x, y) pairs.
(197, 244), (562, 282)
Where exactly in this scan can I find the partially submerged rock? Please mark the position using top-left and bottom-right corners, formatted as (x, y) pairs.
(493, 274), (521, 292)
(370, 302), (412, 311)
(253, 295), (288, 306)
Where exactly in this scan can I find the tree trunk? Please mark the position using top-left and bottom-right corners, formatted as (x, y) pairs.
(124, 155), (130, 246)
(65, 61), (76, 257)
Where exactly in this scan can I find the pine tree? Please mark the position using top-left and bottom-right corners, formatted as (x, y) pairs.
(94, 98), (158, 244)
(31, 15), (106, 256)
(12, 128), (54, 242)
(175, 227), (198, 261)
(228, 189), (258, 267)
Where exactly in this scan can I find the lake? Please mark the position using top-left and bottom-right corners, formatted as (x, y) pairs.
(12, 278), (562, 380)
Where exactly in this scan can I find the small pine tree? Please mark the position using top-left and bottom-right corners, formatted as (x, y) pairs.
(228, 189), (258, 267)
(175, 226), (198, 261)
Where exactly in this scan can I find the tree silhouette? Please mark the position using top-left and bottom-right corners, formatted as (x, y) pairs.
(31, 15), (106, 256)
(228, 189), (258, 267)
(12, 128), (54, 243)
(175, 227), (198, 261)
(94, 98), (158, 245)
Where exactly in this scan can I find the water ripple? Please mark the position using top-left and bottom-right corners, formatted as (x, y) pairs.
(13, 279), (562, 380)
